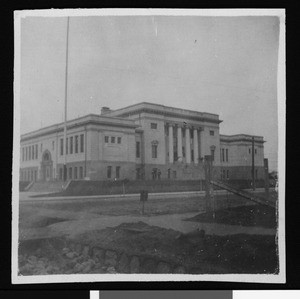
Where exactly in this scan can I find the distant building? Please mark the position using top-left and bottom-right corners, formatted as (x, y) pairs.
(19, 102), (265, 182)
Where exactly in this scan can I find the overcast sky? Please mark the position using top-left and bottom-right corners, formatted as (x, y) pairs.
(19, 14), (280, 170)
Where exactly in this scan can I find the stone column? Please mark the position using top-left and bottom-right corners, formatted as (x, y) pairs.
(168, 124), (174, 163)
(177, 126), (183, 162)
(193, 128), (199, 163)
(185, 127), (191, 163)
(199, 128), (205, 159)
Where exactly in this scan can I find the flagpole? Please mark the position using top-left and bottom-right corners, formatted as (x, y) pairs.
(63, 16), (70, 181)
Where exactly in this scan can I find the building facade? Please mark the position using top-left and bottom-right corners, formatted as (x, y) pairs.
(19, 102), (265, 182)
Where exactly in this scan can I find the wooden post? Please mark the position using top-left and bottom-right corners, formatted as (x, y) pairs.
(264, 158), (269, 198)
(252, 136), (255, 191)
(204, 155), (213, 212)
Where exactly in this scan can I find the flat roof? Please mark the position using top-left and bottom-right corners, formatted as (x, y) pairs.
(21, 114), (138, 142)
(107, 102), (222, 124)
(220, 134), (265, 143)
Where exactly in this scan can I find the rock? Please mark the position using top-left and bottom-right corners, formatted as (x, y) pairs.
(118, 253), (130, 273)
(129, 256), (140, 273)
(27, 255), (37, 264)
(66, 252), (77, 259)
(104, 250), (118, 267)
(66, 260), (77, 269)
(156, 262), (171, 273)
(141, 259), (157, 273)
(35, 248), (42, 257)
(107, 266), (117, 274)
(74, 263), (85, 273)
(173, 266), (185, 274)
(92, 247), (105, 262)
(82, 246), (90, 257)
(75, 244), (82, 255)
(62, 247), (70, 255)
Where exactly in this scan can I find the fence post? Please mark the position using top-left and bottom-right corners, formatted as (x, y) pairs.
(204, 155), (213, 212)
(264, 158), (269, 198)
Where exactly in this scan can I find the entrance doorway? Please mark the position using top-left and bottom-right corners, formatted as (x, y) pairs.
(41, 150), (53, 181)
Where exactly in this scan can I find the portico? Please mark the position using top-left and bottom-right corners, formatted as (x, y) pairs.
(167, 123), (203, 165)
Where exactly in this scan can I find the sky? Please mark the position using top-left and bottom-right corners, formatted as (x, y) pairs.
(19, 14), (280, 170)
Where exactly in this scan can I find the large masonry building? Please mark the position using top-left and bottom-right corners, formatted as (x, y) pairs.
(20, 102), (265, 182)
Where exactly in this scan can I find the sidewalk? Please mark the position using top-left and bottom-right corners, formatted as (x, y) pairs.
(19, 188), (271, 204)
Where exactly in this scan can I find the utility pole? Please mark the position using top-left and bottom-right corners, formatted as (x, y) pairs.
(264, 158), (269, 197)
(252, 136), (255, 191)
(63, 16), (70, 181)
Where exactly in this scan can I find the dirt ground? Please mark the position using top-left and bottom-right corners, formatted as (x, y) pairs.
(18, 192), (279, 275)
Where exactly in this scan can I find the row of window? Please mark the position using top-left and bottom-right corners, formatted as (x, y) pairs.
(20, 169), (38, 181)
(135, 168), (177, 180)
(22, 144), (39, 161)
(105, 136), (122, 144)
(136, 141), (156, 159)
(249, 148), (258, 154)
(60, 134), (84, 156)
(221, 148), (229, 162)
(107, 166), (121, 179)
(59, 166), (84, 180)
(221, 169), (230, 180)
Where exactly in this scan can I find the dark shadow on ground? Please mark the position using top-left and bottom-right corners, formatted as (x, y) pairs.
(184, 204), (277, 229)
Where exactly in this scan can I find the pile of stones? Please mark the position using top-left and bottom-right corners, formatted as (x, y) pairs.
(19, 242), (186, 275)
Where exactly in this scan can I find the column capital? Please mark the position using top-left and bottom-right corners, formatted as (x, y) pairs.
(166, 122), (175, 127)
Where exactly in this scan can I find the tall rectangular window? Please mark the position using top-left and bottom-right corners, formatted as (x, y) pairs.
(75, 135), (79, 153)
(32, 145), (34, 160)
(107, 166), (112, 178)
(116, 166), (120, 179)
(68, 167), (72, 180)
(35, 144), (38, 159)
(255, 169), (258, 179)
(25, 147), (28, 161)
(29, 146), (31, 160)
(117, 137), (121, 144)
(22, 148), (24, 161)
(255, 148), (257, 154)
(74, 167), (78, 179)
(152, 144), (158, 158)
(80, 134), (84, 152)
(211, 148), (215, 161)
(52, 141), (55, 151)
(226, 149), (228, 162)
(210, 130), (214, 136)
(66, 137), (69, 154)
(70, 136), (73, 154)
(59, 168), (63, 180)
(111, 136), (115, 143)
(136, 141), (140, 158)
(79, 166), (83, 179)
(105, 136), (109, 143)
(222, 148), (225, 162)
(60, 139), (64, 155)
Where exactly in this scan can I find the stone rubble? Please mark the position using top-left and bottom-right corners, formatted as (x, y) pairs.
(19, 242), (185, 276)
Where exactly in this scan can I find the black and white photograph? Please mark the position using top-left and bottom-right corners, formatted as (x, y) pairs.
(12, 9), (285, 284)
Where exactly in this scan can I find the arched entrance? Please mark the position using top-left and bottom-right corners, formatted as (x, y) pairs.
(40, 150), (53, 181)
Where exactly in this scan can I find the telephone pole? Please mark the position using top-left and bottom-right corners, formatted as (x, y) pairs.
(252, 136), (255, 191)
(63, 16), (70, 181)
